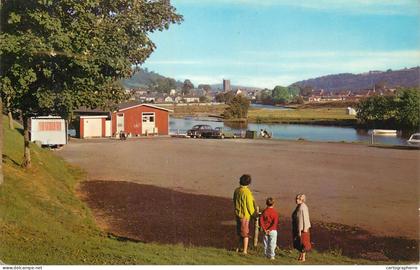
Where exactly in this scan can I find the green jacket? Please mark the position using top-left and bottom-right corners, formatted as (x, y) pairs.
(233, 185), (255, 219)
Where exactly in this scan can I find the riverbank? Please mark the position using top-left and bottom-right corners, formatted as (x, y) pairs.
(163, 103), (359, 127)
(247, 107), (357, 126)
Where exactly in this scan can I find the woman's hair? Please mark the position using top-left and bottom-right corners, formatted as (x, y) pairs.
(239, 174), (252, 186)
(296, 194), (306, 203)
(266, 197), (275, 206)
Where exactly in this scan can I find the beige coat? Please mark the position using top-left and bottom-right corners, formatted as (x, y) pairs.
(297, 203), (311, 236)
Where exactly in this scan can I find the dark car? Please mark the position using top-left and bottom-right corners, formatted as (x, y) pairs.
(187, 124), (214, 138)
(210, 127), (236, 139)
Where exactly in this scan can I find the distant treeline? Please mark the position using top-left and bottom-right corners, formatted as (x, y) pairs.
(293, 67), (420, 91)
(355, 88), (420, 131)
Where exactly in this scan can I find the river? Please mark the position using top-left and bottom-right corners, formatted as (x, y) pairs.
(169, 117), (408, 145)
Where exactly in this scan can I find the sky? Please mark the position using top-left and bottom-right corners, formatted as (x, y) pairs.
(143, 0), (420, 89)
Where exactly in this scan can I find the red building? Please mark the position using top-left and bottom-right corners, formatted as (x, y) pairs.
(76, 102), (171, 138)
(111, 102), (171, 136)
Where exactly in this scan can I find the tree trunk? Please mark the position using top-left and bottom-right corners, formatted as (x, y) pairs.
(8, 111), (13, 129)
(7, 96), (13, 129)
(0, 98), (4, 185)
(21, 116), (31, 168)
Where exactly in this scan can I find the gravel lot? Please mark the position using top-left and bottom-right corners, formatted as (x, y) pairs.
(57, 137), (419, 240)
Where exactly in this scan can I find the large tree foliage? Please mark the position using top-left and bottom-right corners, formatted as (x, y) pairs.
(223, 94), (250, 119)
(356, 88), (420, 130)
(272, 85), (299, 104)
(395, 88), (420, 130)
(149, 77), (177, 94)
(0, 0), (182, 167)
(215, 91), (235, 104)
(182, 79), (194, 95)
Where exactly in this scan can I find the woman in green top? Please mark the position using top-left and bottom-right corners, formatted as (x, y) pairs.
(233, 174), (256, 254)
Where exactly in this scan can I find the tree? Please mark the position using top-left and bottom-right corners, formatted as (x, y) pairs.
(256, 89), (273, 105)
(215, 91), (235, 103)
(198, 84), (212, 95)
(223, 94), (250, 119)
(199, 95), (210, 103)
(356, 95), (396, 126)
(298, 85), (313, 97)
(355, 88), (420, 130)
(395, 88), (420, 130)
(182, 79), (194, 95)
(272, 86), (290, 104)
(153, 77), (176, 94)
(0, 0), (182, 167)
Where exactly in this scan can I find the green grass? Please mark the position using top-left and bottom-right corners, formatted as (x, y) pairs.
(248, 107), (357, 124)
(0, 117), (384, 264)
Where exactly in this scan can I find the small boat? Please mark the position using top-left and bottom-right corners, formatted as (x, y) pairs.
(371, 129), (398, 136)
(407, 133), (420, 146)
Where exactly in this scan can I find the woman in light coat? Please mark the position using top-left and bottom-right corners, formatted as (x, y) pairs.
(292, 194), (311, 261)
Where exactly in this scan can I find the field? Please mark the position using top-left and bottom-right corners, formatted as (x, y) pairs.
(56, 136), (419, 263)
(1, 118), (392, 265)
(160, 102), (357, 126)
(247, 107), (357, 124)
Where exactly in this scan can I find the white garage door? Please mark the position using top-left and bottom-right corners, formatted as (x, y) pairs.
(83, 118), (102, 138)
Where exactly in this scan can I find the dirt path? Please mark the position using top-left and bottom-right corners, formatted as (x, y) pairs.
(58, 137), (419, 240)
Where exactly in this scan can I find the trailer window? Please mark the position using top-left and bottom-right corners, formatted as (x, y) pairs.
(39, 121), (62, 131)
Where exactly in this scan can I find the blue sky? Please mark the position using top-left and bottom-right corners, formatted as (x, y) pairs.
(143, 0), (420, 88)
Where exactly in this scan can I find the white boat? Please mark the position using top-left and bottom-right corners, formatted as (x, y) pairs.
(407, 133), (420, 146)
(372, 129), (397, 136)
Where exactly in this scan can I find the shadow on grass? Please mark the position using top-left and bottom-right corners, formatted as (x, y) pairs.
(2, 154), (20, 166)
(15, 127), (24, 136)
(79, 181), (419, 262)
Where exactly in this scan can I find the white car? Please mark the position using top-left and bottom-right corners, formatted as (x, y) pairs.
(407, 133), (420, 146)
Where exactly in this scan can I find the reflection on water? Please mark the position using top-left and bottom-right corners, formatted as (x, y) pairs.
(170, 117), (408, 146)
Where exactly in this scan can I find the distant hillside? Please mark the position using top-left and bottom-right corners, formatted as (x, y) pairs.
(292, 67), (420, 91)
(121, 68), (182, 89)
(121, 69), (261, 92)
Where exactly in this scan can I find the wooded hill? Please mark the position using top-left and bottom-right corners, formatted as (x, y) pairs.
(292, 67), (419, 91)
(121, 68), (183, 90)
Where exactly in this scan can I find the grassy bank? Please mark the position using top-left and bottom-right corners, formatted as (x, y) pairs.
(0, 117), (389, 264)
(247, 107), (357, 125)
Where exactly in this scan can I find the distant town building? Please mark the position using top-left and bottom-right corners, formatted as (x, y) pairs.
(169, 89), (177, 96)
(223, 79), (231, 92)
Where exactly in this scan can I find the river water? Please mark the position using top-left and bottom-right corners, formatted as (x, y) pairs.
(169, 117), (408, 146)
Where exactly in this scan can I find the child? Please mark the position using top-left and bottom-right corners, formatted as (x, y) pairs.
(260, 197), (279, 260)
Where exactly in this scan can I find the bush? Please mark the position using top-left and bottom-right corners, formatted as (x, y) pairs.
(223, 95), (250, 119)
(356, 88), (420, 130)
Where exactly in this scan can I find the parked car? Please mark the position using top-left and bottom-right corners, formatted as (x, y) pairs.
(210, 127), (236, 139)
(187, 124), (214, 138)
(407, 133), (420, 146)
